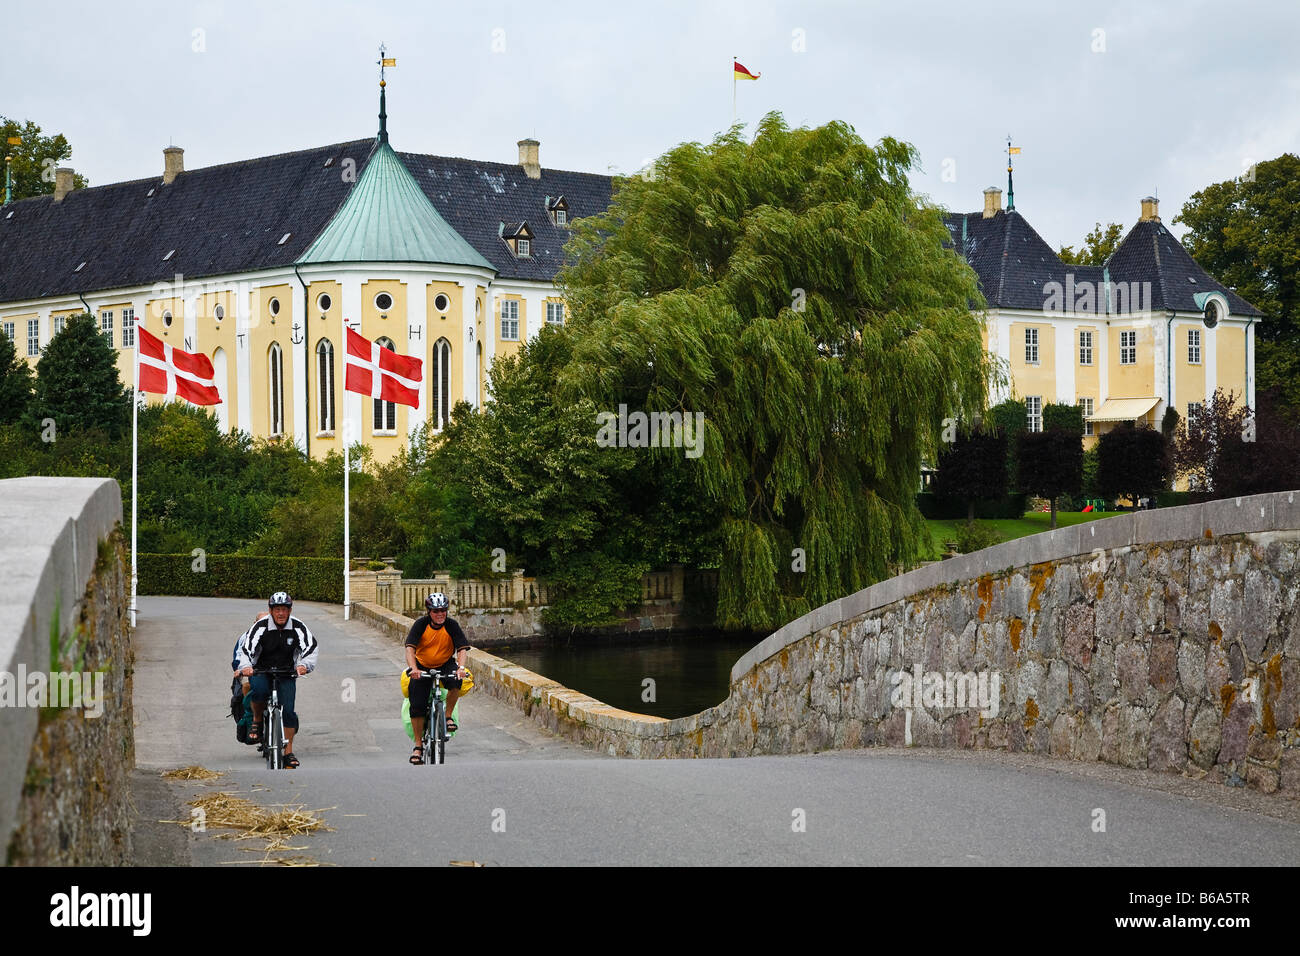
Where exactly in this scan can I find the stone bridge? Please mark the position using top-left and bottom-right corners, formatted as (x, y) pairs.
(459, 492), (1300, 801)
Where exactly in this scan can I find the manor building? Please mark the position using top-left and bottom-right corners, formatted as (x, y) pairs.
(0, 104), (1259, 460)
(0, 89), (610, 462)
(944, 189), (1262, 444)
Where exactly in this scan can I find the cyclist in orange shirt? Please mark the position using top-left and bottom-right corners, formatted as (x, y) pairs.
(404, 592), (470, 764)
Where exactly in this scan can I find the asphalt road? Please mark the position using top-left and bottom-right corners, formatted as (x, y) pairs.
(131, 596), (1300, 866)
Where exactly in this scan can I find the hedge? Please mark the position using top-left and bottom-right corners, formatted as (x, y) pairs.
(916, 492), (1028, 520)
(137, 553), (344, 602)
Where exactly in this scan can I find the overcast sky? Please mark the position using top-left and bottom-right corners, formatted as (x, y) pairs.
(5, 0), (1298, 250)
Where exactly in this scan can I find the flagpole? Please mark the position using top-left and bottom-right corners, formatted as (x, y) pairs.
(732, 55), (737, 125)
(130, 314), (139, 628)
(343, 314), (351, 621)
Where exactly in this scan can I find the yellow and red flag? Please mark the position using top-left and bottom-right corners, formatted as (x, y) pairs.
(734, 60), (760, 81)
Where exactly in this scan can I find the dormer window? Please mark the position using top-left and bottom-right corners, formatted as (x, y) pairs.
(500, 221), (534, 259)
(546, 195), (570, 227)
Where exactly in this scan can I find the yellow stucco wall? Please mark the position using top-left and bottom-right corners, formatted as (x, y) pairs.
(1216, 326), (1247, 401)
(1174, 323), (1207, 418)
(426, 282), (462, 426)
(1107, 323), (1156, 397)
(495, 294), (524, 361)
(1009, 321), (1056, 401)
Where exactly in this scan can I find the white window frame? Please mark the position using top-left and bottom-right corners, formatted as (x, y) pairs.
(2, 321), (13, 342)
(372, 337), (397, 434)
(431, 337), (451, 431)
(1025, 328), (1039, 364)
(546, 301), (565, 326)
(1027, 396), (1043, 433)
(1079, 330), (1093, 366)
(269, 343), (284, 437)
(316, 339), (335, 435)
(27, 318), (40, 356)
(100, 310), (114, 349)
(121, 308), (134, 348)
(1187, 401), (1203, 425)
(53, 315), (66, 336)
(1078, 397), (1094, 437)
(1187, 328), (1201, 365)
(554, 208), (567, 227)
(500, 300), (520, 341)
(1120, 329), (1136, 365)
(516, 238), (530, 258)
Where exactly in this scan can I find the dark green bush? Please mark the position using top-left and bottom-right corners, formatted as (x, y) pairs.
(138, 553), (343, 602)
(954, 521), (1002, 554)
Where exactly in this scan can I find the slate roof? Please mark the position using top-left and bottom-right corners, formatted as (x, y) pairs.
(1105, 219), (1263, 317)
(0, 137), (614, 303)
(944, 209), (1263, 318)
(944, 210), (1104, 314)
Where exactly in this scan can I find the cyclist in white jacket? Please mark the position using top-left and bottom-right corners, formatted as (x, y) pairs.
(235, 591), (318, 768)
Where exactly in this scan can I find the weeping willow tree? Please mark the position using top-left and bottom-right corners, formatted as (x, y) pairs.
(557, 113), (996, 631)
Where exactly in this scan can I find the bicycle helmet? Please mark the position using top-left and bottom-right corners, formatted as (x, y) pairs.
(425, 592), (449, 612)
(269, 591), (293, 608)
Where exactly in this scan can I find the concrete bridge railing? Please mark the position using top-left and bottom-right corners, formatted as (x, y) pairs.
(371, 491), (1300, 801)
(0, 477), (134, 864)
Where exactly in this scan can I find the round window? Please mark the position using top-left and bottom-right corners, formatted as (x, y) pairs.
(1204, 299), (1221, 329)
(269, 297), (281, 317)
(434, 293), (450, 313)
(317, 293), (332, 312)
(162, 310), (173, 328)
(214, 304), (225, 321)
(374, 292), (393, 312)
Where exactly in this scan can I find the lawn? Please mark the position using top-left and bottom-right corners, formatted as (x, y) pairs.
(923, 511), (1125, 560)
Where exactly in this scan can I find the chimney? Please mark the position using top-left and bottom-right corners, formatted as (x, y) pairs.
(1140, 196), (1159, 222)
(982, 186), (1002, 218)
(517, 138), (540, 180)
(53, 168), (75, 202)
(163, 146), (185, 185)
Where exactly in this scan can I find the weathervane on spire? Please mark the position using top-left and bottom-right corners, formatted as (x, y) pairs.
(1006, 135), (1021, 212)
(376, 44), (396, 144)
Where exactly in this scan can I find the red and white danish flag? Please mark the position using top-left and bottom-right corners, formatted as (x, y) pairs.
(137, 326), (222, 405)
(344, 326), (422, 408)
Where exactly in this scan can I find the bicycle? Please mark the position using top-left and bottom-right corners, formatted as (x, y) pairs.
(253, 667), (298, 770)
(410, 668), (457, 765)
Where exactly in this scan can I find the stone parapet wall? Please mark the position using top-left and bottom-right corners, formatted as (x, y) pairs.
(345, 492), (1300, 802)
(0, 478), (134, 864)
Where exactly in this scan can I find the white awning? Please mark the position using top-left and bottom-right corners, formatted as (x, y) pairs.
(1089, 397), (1161, 422)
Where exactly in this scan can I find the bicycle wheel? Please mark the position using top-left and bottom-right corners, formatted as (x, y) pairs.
(434, 695), (446, 765)
(267, 702), (284, 770)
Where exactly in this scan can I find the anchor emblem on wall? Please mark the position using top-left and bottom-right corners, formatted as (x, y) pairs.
(291, 322), (303, 345)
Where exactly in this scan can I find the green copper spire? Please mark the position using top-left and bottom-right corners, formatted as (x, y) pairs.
(378, 80), (388, 145)
(297, 141), (495, 269)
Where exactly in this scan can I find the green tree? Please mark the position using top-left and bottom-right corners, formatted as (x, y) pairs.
(1175, 154), (1300, 408)
(1059, 222), (1124, 266)
(987, 399), (1028, 489)
(1018, 403), (1083, 528)
(27, 314), (130, 440)
(0, 327), (35, 425)
(1097, 424), (1167, 506)
(930, 424), (1007, 521)
(1, 117), (90, 201)
(558, 114), (994, 631)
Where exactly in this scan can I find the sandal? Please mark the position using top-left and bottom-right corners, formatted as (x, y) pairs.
(445, 717), (458, 734)
(248, 722), (261, 744)
(409, 745), (423, 764)
(284, 752), (299, 769)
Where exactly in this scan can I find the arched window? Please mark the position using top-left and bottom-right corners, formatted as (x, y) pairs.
(316, 338), (335, 433)
(373, 337), (397, 432)
(268, 342), (284, 437)
(431, 337), (451, 430)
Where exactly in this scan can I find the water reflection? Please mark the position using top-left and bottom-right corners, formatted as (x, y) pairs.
(498, 634), (761, 719)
